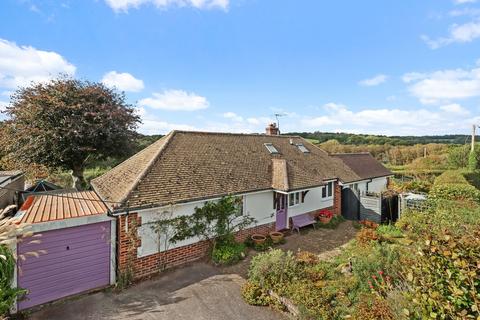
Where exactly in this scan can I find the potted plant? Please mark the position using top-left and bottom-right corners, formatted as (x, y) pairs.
(251, 234), (266, 245)
(318, 209), (334, 224)
(269, 231), (284, 244)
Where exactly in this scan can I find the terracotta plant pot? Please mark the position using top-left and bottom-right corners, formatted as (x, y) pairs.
(319, 216), (333, 224)
(269, 231), (284, 244)
(251, 234), (267, 245)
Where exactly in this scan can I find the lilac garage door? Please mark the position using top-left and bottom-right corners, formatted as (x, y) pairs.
(17, 221), (111, 310)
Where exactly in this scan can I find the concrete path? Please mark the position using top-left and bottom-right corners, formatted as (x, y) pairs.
(27, 263), (283, 320)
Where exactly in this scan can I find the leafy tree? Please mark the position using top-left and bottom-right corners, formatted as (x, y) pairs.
(0, 77), (140, 189)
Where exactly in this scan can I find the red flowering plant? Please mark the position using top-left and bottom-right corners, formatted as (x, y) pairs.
(368, 270), (394, 298)
(318, 209), (333, 219)
(318, 209), (334, 224)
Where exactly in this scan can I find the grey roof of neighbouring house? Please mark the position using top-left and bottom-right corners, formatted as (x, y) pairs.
(332, 153), (393, 181)
(91, 131), (361, 210)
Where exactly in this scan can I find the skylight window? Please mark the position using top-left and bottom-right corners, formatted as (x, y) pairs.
(297, 143), (310, 153)
(264, 143), (279, 154)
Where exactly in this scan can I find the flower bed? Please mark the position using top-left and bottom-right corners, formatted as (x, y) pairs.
(242, 193), (480, 319)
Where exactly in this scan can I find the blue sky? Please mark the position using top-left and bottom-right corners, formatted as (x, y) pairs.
(1, 0), (480, 135)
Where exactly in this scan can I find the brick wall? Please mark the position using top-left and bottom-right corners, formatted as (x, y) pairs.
(333, 182), (342, 216)
(117, 213), (276, 279)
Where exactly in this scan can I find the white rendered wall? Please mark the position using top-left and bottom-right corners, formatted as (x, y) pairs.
(137, 191), (275, 258)
(287, 186), (333, 217)
(368, 177), (388, 193)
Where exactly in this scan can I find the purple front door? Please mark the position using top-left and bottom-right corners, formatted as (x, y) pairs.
(17, 221), (111, 310)
(275, 193), (288, 231)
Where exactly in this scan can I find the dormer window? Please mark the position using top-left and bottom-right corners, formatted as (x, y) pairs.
(297, 143), (309, 153)
(264, 143), (279, 154)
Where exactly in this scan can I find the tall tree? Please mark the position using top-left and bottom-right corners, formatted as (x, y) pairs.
(1, 77), (140, 189)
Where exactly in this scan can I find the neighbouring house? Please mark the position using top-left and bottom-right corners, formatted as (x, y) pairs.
(91, 124), (392, 280)
(333, 153), (394, 222)
(0, 170), (24, 209)
(332, 153), (393, 194)
(12, 191), (115, 312)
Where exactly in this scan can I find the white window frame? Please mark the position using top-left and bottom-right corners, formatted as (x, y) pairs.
(322, 182), (334, 199)
(288, 191), (305, 207)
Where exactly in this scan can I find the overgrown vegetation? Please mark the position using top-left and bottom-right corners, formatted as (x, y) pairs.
(243, 170), (480, 319)
(0, 207), (34, 317)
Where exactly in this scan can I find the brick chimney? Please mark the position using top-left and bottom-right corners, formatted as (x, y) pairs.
(265, 123), (279, 135)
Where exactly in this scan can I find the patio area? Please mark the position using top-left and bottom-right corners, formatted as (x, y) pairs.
(219, 220), (358, 277)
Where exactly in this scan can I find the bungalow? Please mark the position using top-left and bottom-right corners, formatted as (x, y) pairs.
(91, 124), (392, 279)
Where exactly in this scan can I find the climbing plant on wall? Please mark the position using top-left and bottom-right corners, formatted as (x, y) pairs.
(170, 196), (256, 249)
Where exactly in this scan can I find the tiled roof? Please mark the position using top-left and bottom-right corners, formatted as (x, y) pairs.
(332, 153), (393, 181)
(92, 131), (361, 209)
(17, 191), (108, 224)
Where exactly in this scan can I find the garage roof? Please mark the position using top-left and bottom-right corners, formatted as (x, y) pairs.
(16, 191), (108, 224)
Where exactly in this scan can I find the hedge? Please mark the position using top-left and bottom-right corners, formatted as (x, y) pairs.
(430, 170), (480, 202)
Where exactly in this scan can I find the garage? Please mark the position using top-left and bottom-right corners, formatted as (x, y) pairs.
(14, 191), (115, 311)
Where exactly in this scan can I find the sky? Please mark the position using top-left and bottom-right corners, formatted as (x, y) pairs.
(1, 0), (480, 136)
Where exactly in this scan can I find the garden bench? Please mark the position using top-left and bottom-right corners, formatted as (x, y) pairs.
(291, 213), (316, 233)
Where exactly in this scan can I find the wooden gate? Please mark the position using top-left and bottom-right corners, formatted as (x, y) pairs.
(341, 188), (359, 220)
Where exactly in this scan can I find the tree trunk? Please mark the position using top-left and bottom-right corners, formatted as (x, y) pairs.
(71, 165), (86, 190)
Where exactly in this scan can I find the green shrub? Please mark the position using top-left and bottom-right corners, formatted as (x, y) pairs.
(0, 245), (26, 316)
(280, 276), (356, 319)
(350, 242), (401, 293)
(376, 224), (403, 239)
(248, 249), (298, 288)
(430, 183), (480, 202)
(241, 281), (272, 306)
(351, 294), (395, 320)
(211, 241), (246, 265)
(468, 151), (478, 171)
(430, 170), (480, 202)
(433, 170), (469, 185)
(404, 231), (480, 319)
(398, 199), (480, 239)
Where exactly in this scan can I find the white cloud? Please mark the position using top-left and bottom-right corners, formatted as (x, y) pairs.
(298, 102), (474, 135)
(104, 0), (228, 12)
(423, 21), (480, 49)
(450, 7), (480, 16)
(139, 89), (209, 111)
(223, 112), (243, 122)
(454, 0), (477, 4)
(440, 103), (470, 115)
(101, 71), (144, 92)
(0, 38), (76, 89)
(403, 66), (480, 104)
(358, 74), (388, 86)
